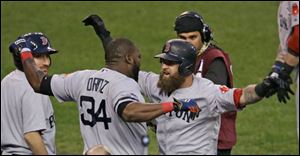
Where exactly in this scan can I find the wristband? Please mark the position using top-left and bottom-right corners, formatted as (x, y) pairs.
(161, 102), (174, 113)
(254, 82), (268, 97)
(233, 88), (245, 109)
(274, 61), (294, 75)
(20, 51), (33, 61)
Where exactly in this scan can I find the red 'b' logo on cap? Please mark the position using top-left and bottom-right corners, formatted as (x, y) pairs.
(40, 36), (48, 45)
(164, 43), (171, 53)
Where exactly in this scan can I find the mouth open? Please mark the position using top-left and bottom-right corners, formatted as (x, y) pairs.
(162, 71), (170, 78)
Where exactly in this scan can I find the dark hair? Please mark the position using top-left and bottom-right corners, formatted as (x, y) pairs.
(105, 38), (137, 64)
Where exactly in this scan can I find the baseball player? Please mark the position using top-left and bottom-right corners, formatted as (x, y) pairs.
(85, 14), (284, 154)
(268, 1), (299, 139)
(16, 35), (199, 154)
(1, 32), (57, 155)
(174, 11), (237, 155)
(138, 39), (279, 154)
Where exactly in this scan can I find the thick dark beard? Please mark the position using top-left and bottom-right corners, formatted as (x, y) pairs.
(132, 63), (140, 82)
(157, 72), (185, 95)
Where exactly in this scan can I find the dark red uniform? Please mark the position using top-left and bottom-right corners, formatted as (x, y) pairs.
(195, 45), (236, 153)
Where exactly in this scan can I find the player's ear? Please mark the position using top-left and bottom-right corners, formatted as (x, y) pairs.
(125, 54), (134, 65)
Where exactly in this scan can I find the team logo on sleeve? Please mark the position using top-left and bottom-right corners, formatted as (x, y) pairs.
(219, 85), (229, 94)
(292, 3), (299, 16)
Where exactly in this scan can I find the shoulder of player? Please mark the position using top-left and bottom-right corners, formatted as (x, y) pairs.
(114, 76), (139, 87)
(108, 77), (140, 96)
(194, 76), (218, 89)
(2, 70), (33, 91)
(139, 70), (159, 79)
(52, 69), (97, 78)
(99, 68), (138, 84)
(71, 69), (98, 75)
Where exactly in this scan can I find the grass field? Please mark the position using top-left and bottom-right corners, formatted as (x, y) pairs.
(1, 1), (299, 155)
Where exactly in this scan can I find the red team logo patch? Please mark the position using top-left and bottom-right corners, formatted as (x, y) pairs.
(219, 85), (229, 94)
(292, 3), (299, 16)
(164, 42), (171, 53)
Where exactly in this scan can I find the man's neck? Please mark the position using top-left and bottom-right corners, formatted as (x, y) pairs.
(106, 62), (129, 77)
(180, 75), (194, 88)
(198, 42), (210, 56)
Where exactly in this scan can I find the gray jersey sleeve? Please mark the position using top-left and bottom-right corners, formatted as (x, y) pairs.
(213, 86), (237, 114)
(196, 78), (236, 116)
(278, 1), (299, 53)
(51, 70), (91, 102)
(138, 71), (160, 102)
(22, 87), (47, 133)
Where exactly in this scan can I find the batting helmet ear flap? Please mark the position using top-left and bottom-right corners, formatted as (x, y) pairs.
(178, 61), (194, 77)
(9, 42), (24, 71)
(9, 42), (19, 54)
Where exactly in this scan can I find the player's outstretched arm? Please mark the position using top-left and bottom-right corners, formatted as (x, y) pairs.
(239, 84), (263, 106)
(237, 75), (294, 105)
(238, 77), (277, 106)
(120, 99), (200, 122)
(121, 102), (167, 122)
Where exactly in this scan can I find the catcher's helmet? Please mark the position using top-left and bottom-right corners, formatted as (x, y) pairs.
(174, 11), (213, 43)
(9, 32), (58, 71)
(155, 39), (197, 76)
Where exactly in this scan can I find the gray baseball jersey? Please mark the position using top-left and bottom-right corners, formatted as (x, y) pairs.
(1, 69), (56, 155)
(278, 1), (299, 54)
(50, 68), (147, 155)
(138, 71), (238, 155)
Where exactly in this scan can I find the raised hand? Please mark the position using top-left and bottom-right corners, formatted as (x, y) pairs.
(82, 14), (110, 39)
